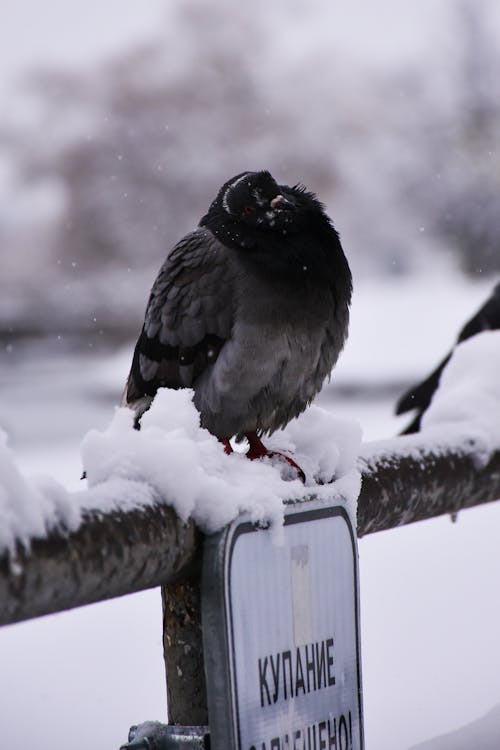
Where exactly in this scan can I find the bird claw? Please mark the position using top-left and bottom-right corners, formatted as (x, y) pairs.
(265, 450), (306, 484)
(243, 432), (306, 482)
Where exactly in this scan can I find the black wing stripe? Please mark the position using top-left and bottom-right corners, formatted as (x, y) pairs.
(127, 329), (226, 402)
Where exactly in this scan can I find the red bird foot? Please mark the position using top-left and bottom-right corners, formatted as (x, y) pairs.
(245, 432), (306, 483)
(218, 434), (306, 483)
(220, 438), (233, 455)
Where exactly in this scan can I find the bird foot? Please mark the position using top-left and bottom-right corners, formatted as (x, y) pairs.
(265, 450), (307, 484)
(220, 438), (233, 455)
(245, 432), (306, 483)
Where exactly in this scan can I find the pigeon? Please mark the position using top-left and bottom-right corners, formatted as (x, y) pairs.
(122, 170), (352, 478)
(396, 281), (500, 434)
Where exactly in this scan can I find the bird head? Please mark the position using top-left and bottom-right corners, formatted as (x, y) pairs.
(199, 170), (348, 284)
(200, 170), (328, 246)
(217, 170), (296, 227)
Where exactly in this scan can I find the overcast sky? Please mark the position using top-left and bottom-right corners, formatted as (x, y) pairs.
(0, 0), (461, 103)
(0, 0), (166, 98)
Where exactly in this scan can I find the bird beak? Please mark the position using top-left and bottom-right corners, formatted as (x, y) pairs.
(270, 194), (294, 210)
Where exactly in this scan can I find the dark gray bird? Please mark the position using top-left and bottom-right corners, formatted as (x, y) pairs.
(123, 170), (352, 476)
(396, 281), (500, 434)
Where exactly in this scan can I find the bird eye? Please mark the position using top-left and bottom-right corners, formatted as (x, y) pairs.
(242, 206), (255, 215)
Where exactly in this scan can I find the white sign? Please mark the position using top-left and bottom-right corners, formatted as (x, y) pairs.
(202, 503), (364, 750)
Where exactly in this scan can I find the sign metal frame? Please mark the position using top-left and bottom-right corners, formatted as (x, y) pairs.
(202, 501), (364, 750)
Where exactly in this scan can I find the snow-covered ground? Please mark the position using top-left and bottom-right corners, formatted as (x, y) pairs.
(1, 275), (500, 749)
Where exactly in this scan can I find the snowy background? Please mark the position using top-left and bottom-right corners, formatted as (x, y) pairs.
(1, 1), (500, 748)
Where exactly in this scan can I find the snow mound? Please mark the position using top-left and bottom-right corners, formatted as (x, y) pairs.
(362, 330), (500, 468)
(410, 703), (500, 750)
(0, 389), (361, 554)
(0, 429), (80, 553)
(81, 388), (362, 544)
(422, 330), (500, 463)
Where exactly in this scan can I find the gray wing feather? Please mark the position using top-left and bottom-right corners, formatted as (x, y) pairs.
(124, 228), (235, 412)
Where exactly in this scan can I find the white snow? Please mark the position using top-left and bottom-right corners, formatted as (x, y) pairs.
(0, 428), (79, 553)
(334, 275), (495, 387)
(0, 389), (362, 554)
(422, 330), (500, 462)
(410, 703), (500, 749)
(81, 389), (362, 544)
(360, 330), (500, 471)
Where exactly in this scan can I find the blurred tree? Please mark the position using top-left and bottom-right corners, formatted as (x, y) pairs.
(2, 0), (499, 340)
(427, 0), (500, 276)
(0, 0), (351, 338)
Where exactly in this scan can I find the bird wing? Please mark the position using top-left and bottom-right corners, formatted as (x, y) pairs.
(457, 282), (500, 343)
(124, 228), (235, 410)
(395, 352), (451, 417)
(395, 353), (451, 433)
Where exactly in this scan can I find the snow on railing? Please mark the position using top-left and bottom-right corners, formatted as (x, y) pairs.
(1, 437), (499, 629)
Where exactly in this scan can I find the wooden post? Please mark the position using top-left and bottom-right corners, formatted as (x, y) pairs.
(162, 578), (208, 725)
